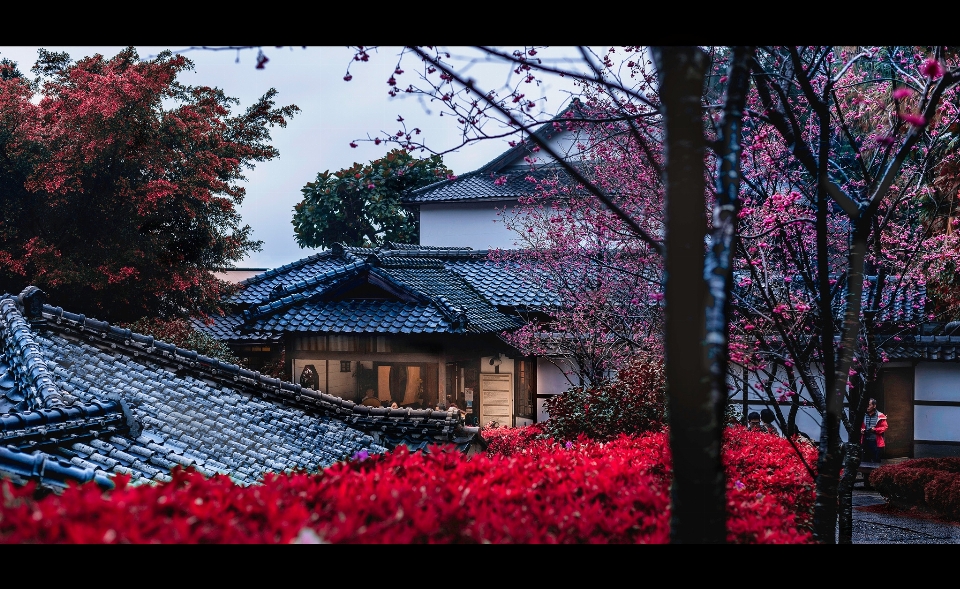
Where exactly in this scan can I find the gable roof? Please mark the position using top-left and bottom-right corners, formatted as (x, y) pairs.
(0, 287), (481, 491)
(405, 99), (589, 204)
(211, 243), (556, 341)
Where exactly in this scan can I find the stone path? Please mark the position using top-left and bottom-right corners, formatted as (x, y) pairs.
(850, 489), (960, 544)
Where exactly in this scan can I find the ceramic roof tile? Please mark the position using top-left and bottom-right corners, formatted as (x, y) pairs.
(405, 166), (579, 203)
(0, 287), (489, 489)
(227, 252), (350, 305)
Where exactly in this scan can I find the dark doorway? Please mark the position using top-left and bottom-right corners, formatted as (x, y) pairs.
(878, 367), (914, 459)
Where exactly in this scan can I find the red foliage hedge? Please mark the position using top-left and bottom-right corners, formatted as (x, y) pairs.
(0, 426), (816, 543)
(870, 458), (960, 520)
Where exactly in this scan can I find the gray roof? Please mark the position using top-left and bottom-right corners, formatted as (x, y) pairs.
(208, 243), (555, 341)
(0, 287), (481, 491)
(881, 335), (960, 361)
(405, 166), (577, 204)
(405, 98), (590, 204)
(733, 273), (927, 327)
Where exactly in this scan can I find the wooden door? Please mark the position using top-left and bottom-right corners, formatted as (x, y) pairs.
(480, 373), (513, 427)
(879, 367), (914, 459)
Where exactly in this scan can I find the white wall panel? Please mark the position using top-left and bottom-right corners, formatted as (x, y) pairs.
(915, 405), (960, 442)
(419, 203), (521, 250)
(915, 363), (960, 402)
(536, 397), (551, 424)
(537, 359), (576, 396)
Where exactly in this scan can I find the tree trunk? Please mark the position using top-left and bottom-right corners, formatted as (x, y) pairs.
(811, 88), (842, 543)
(837, 441), (862, 543)
(653, 46), (726, 544)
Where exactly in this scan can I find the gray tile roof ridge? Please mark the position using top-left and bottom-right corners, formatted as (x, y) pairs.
(431, 294), (468, 331)
(0, 295), (66, 409)
(378, 247), (485, 259)
(0, 400), (124, 434)
(235, 250), (338, 287)
(0, 444), (115, 490)
(383, 242), (475, 252)
(241, 263), (438, 324)
(251, 260), (369, 310)
(236, 245), (492, 307)
(366, 266), (435, 303)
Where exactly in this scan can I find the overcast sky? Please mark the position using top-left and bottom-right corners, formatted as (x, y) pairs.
(0, 46), (586, 269)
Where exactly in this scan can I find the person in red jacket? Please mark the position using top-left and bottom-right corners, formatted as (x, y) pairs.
(860, 398), (888, 464)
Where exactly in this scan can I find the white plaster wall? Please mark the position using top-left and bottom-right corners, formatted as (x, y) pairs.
(915, 405), (960, 442)
(327, 362), (358, 400)
(726, 363), (843, 440)
(480, 356), (515, 375)
(419, 203), (522, 250)
(534, 358), (577, 423)
(915, 363), (960, 402)
(537, 358), (576, 396)
(536, 397), (551, 424)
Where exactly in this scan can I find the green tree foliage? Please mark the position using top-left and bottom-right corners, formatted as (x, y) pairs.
(0, 48), (298, 323)
(541, 355), (666, 442)
(0, 58), (23, 81)
(292, 149), (452, 249)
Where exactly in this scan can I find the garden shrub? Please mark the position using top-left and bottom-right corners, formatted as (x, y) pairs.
(542, 355), (665, 442)
(0, 427), (816, 544)
(924, 471), (960, 520)
(870, 458), (960, 520)
(484, 424), (816, 542)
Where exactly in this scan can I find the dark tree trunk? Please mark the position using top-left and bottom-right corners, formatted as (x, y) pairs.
(705, 46), (754, 435)
(653, 46), (726, 544)
(838, 300), (882, 544)
(812, 83), (842, 543)
(837, 442), (861, 543)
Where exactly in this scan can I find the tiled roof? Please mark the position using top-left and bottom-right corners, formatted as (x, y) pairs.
(0, 288), (482, 491)
(405, 98), (590, 204)
(404, 167), (574, 203)
(863, 276), (927, 326)
(880, 335), (960, 361)
(733, 273), (927, 327)
(190, 313), (274, 344)
(445, 259), (558, 308)
(245, 300), (453, 334)
(205, 243), (543, 339)
(386, 266), (523, 333)
(228, 251), (350, 305)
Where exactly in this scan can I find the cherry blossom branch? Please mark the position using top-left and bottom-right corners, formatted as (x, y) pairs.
(409, 46), (665, 257)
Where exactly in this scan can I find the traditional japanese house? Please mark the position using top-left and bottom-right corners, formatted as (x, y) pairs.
(0, 286), (481, 491)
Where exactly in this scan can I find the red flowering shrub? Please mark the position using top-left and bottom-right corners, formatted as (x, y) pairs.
(0, 428), (816, 543)
(480, 423), (552, 457)
(870, 458), (960, 520)
(722, 426), (818, 540)
(483, 424), (816, 543)
(542, 355), (666, 442)
(924, 472), (960, 520)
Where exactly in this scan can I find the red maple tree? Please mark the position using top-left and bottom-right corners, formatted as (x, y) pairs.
(0, 47), (298, 322)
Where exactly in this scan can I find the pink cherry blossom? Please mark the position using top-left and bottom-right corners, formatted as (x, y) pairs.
(920, 57), (944, 79)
